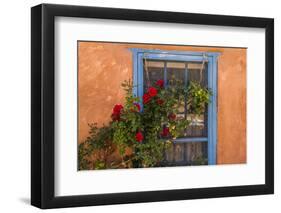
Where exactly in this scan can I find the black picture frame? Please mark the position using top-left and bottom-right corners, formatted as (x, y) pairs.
(31, 3), (274, 209)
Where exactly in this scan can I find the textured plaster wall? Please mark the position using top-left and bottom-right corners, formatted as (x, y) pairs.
(78, 41), (246, 164)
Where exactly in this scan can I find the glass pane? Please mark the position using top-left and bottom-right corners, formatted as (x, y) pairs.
(166, 61), (186, 118)
(164, 142), (208, 166)
(183, 62), (208, 137)
(188, 62), (208, 87)
(143, 60), (164, 91)
(185, 142), (208, 165)
(167, 61), (186, 86)
(183, 111), (208, 137)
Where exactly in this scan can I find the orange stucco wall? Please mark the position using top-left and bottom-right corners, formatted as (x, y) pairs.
(78, 41), (246, 164)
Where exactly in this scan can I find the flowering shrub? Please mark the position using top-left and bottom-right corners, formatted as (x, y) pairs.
(79, 79), (212, 170)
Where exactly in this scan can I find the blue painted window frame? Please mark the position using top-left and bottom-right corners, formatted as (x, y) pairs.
(130, 48), (219, 165)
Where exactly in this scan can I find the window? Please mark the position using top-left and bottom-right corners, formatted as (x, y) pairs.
(131, 49), (219, 165)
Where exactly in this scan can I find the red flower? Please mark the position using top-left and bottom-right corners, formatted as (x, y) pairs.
(161, 127), (170, 137)
(134, 103), (141, 112)
(148, 87), (158, 97)
(143, 93), (151, 104)
(113, 104), (123, 114)
(168, 113), (176, 121)
(156, 80), (164, 88)
(111, 104), (123, 121)
(135, 131), (144, 142)
(157, 99), (164, 105)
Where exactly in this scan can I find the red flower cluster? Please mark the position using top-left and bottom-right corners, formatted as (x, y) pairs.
(111, 104), (123, 121)
(135, 131), (144, 142)
(148, 87), (158, 97)
(156, 79), (164, 88)
(161, 127), (170, 137)
(143, 86), (158, 104)
(143, 93), (151, 104)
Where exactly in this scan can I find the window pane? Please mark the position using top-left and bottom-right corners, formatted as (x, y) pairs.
(181, 62), (208, 138)
(188, 62), (208, 87)
(183, 111), (208, 137)
(143, 60), (164, 91)
(167, 61), (186, 86)
(166, 61), (186, 120)
(164, 142), (208, 166)
(185, 142), (208, 165)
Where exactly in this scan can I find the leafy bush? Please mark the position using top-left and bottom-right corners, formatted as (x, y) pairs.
(79, 79), (212, 170)
(187, 81), (212, 115)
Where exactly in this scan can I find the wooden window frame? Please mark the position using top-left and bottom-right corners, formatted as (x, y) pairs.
(131, 48), (220, 165)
